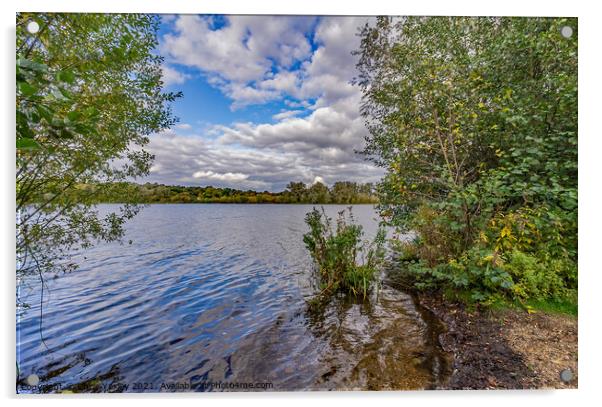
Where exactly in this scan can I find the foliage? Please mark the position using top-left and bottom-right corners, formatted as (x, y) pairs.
(303, 207), (386, 299)
(355, 16), (577, 305)
(16, 13), (180, 279)
(286, 181), (377, 204)
(61, 181), (379, 204)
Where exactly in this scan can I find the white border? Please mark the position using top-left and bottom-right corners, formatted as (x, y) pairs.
(2, 1), (601, 407)
(4, 0), (582, 16)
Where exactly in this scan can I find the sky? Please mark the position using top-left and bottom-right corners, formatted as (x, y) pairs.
(146, 15), (384, 192)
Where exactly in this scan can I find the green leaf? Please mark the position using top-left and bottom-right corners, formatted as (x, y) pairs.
(59, 87), (72, 99)
(67, 111), (82, 122)
(16, 58), (48, 72)
(16, 137), (40, 150)
(36, 105), (53, 122)
(84, 106), (99, 117)
(59, 129), (74, 139)
(18, 82), (37, 96)
(50, 88), (68, 101)
(57, 70), (76, 84)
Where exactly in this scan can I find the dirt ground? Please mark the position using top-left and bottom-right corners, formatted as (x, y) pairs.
(502, 310), (578, 389)
(419, 296), (578, 389)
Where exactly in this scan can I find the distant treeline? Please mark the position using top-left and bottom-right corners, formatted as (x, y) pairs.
(68, 181), (378, 204)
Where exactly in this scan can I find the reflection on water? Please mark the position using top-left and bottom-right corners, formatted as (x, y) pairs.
(16, 204), (449, 392)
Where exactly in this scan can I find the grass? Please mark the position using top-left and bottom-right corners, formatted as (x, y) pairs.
(440, 287), (578, 317)
(523, 298), (578, 316)
(486, 297), (578, 317)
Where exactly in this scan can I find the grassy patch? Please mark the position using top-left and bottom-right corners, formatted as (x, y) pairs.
(437, 284), (578, 317)
(486, 296), (578, 317)
(523, 298), (578, 316)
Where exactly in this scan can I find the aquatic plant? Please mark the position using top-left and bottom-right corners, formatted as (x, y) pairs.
(303, 207), (386, 299)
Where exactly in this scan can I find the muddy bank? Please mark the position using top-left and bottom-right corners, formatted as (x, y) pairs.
(418, 296), (577, 389)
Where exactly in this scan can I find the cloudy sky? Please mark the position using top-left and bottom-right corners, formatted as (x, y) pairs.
(147, 15), (383, 191)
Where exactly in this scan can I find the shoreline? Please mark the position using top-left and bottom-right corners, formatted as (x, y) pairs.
(417, 295), (578, 389)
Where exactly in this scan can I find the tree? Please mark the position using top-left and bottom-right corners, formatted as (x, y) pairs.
(285, 181), (307, 203)
(16, 13), (180, 280)
(307, 182), (330, 204)
(355, 17), (577, 303)
(331, 181), (359, 204)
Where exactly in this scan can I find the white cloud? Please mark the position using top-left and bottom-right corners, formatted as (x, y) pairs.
(148, 16), (386, 190)
(145, 129), (383, 191)
(259, 71), (300, 94)
(160, 16), (374, 109)
(161, 64), (191, 86)
(272, 110), (304, 121)
(296, 17), (373, 105)
(193, 170), (248, 182)
(175, 123), (192, 130)
(160, 15), (315, 107)
(216, 93), (367, 156)
(312, 176), (326, 185)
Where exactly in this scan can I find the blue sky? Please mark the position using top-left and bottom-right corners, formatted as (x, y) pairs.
(157, 16), (318, 127)
(145, 15), (384, 191)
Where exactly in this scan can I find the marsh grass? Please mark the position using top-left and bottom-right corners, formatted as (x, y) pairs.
(303, 207), (386, 301)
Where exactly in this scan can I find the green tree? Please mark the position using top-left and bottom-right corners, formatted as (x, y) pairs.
(286, 181), (307, 203)
(307, 182), (330, 204)
(331, 181), (359, 204)
(16, 13), (180, 279)
(355, 17), (577, 303)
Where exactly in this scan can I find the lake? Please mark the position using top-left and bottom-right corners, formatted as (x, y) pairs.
(16, 204), (449, 392)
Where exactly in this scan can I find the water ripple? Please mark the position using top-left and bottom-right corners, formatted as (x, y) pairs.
(17, 204), (449, 392)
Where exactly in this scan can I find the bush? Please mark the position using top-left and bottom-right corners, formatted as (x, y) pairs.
(303, 207), (386, 299)
(504, 250), (569, 301)
(397, 240), (575, 306)
(400, 245), (513, 304)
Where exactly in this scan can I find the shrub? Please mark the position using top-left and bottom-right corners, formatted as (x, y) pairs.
(399, 246), (513, 304)
(397, 240), (575, 305)
(303, 207), (386, 299)
(504, 250), (568, 301)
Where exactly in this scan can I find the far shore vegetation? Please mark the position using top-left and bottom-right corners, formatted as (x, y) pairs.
(62, 181), (379, 204)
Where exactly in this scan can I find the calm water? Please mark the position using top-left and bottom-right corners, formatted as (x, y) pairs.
(17, 204), (449, 392)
